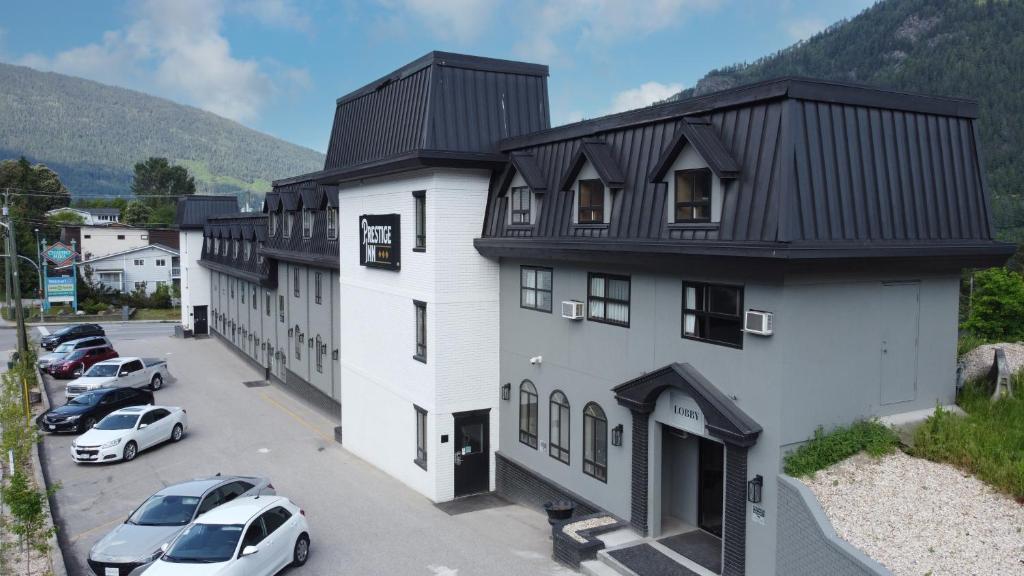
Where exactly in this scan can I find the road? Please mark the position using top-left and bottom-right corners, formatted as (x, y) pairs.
(33, 327), (571, 576)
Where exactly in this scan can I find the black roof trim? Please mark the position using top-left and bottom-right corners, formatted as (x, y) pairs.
(649, 117), (740, 182)
(314, 150), (508, 185)
(558, 139), (626, 191)
(614, 363), (761, 447)
(258, 246), (339, 270)
(501, 77), (978, 151)
(207, 212), (266, 222)
(336, 51), (548, 107)
(198, 259), (274, 288)
(473, 237), (1015, 263)
(175, 195), (240, 229)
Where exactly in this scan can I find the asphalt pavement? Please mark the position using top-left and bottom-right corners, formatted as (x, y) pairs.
(33, 327), (572, 576)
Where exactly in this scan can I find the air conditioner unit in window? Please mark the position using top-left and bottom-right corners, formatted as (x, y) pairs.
(744, 310), (773, 336)
(561, 300), (585, 320)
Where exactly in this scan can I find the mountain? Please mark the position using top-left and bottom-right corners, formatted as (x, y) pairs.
(0, 62), (325, 200)
(667, 0), (1024, 242)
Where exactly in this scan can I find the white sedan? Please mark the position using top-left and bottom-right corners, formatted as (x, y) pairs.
(144, 495), (310, 576)
(71, 405), (187, 464)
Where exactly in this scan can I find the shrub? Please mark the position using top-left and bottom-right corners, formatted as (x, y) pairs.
(961, 268), (1024, 341)
(784, 420), (900, 477)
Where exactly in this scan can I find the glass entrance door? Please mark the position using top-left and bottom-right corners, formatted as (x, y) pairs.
(697, 437), (724, 537)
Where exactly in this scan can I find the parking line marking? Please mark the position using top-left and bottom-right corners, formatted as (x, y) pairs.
(37, 326), (50, 336)
(258, 392), (334, 444)
(69, 515), (125, 544)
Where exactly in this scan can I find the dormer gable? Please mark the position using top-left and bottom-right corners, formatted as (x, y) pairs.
(648, 117), (739, 182)
(559, 139), (625, 192)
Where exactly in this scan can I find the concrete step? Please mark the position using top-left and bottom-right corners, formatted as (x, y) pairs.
(581, 557), (636, 576)
(593, 549), (641, 576)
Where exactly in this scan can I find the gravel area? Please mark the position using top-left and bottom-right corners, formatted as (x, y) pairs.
(803, 451), (1024, 576)
(562, 516), (617, 543)
(961, 342), (1024, 382)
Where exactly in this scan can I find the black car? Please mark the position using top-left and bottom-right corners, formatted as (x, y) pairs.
(40, 324), (105, 350)
(37, 387), (154, 433)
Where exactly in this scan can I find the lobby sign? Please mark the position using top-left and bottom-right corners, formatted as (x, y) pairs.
(653, 389), (705, 436)
(359, 214), (401, 270)
(46, 276), (75, 304)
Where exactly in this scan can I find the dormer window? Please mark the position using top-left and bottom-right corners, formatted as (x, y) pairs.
(578, 179), (605, 224)
(510, 186), (531, 225)
(284, 213), (293, 238)
(244, 241), (252, 261)
(302, 209), (313, 239)
(269, 213), (279, 236)
(233, 239), (239, 259)
(327, 207), (338, 239)
(674, 169), (711, 222)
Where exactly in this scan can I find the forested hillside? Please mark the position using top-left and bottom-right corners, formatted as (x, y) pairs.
(0, 62), (325, 199)
(668, 0), (1024, 241)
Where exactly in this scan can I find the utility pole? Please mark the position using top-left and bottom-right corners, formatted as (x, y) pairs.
(3, 192), (28, 356)
(35, 229), (44, 323)
(2, 190), (10, 316)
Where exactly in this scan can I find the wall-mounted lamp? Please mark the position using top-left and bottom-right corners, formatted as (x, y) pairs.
(332, 349), (339, 360)
(501, 382), (511, 401)
(611, 424), (624, 447)
(747, 474), (763, 504)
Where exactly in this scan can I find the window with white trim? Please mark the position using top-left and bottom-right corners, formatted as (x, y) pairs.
(302, 209), (313, 239)
(327, 207), (337, 239)
(510, 186), (531, 225)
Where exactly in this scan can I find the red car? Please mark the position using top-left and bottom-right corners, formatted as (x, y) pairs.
(49, 346), (119, 379)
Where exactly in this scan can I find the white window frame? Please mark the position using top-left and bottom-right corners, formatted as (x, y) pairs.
(155, 258), (166, 267)
(664, 144), (724, 224)
(327, 207), (337, 239)
(133, 258), (144, 266)
(302, 209), (313, 239)
(571, 161), (610, 225)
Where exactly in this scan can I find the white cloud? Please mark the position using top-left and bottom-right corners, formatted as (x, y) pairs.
(377, 0), (495, 43)
(608, 81), (683, 114)
(236, 0), (311, 33)
(785, 17), (826, 42)
(514, 0), (722, 63)
(13, 0), (300, 123)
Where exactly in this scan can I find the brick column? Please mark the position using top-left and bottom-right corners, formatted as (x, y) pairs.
(629, 409), (650, 536)
(723, 444), (748, 576)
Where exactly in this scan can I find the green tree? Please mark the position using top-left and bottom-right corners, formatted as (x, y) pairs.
(131, 157), (195, 211)
(122, 200), (152, 226)
(45, 209), (86, 226)
(961, 268), (1024, 341)
(0, 157), (71, 297)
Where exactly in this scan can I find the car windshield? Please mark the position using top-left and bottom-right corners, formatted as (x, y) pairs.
(129, 495), (201, 527)
(68, 392), (102, 406)
(66, 350), (87, 360)
(86, 364), (119, 377)
(95, 414), (139, 430)
(163, 524), (243, 563)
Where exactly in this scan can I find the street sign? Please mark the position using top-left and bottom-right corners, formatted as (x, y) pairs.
(43, 242), (75, 267)
(46, 276), (75, 304)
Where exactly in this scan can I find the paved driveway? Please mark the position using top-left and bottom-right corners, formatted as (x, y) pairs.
(36, 326), (570, 576)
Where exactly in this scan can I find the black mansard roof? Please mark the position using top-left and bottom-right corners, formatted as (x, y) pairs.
(176, 195), (240, 229)
(477, 77), (1013, 268)
(199, 213), (276, 287)
(260, 179), (339, 269)
(276, 51), (550, 188)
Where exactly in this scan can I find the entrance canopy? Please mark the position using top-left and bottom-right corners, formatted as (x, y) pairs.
(613, 363), (761, 447)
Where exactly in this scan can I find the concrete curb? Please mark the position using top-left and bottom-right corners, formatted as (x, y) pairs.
(30, 362), (69, 576)
(0, 319), (179, 329)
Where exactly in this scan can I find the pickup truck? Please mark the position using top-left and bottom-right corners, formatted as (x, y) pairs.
(65, 357), (169, 401)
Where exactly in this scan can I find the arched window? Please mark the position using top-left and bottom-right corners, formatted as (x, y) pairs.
(549, 391), (570, 464)
(583, 402), (607, 482)
(519, 380), (538, 448)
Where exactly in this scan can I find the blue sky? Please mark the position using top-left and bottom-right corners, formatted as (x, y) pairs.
(0, 0), (875, 153)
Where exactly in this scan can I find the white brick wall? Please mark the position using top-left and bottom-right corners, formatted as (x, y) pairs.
(339, 168), (499, 502)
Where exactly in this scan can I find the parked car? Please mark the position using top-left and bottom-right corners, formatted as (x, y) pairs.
(144, 496), (310, 576)
(49, 345), (118, 379)
(37, 336), (112, 372)
(37, 387), (153, 434)
(87, 475), (276, 576)
(65, 357), (169, 401)
(70, 405), (187, 464)
(40, 323), (105, 350)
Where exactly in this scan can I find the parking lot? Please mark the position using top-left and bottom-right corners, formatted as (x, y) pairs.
(35, 324), (571, 576)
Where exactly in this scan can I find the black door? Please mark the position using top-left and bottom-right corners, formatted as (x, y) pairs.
(698, 437), (724, 537)
(194, 306), (208, 335)
(453, 410), (489, 497)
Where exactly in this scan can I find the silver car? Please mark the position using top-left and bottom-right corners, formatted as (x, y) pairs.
(87, 475), (275, 576)
(37, 336), (111, 372)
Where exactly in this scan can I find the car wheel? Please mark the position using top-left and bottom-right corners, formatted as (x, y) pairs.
(149, 374), (163, 391)
(123, 441), (138, 462)
(292, 534), (310, 567)
(78, 417), (97, 434)
(171, 423), (183, 442)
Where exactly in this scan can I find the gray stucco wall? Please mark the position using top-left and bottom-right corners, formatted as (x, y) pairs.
(776, 475), (890, 576)
(496, 259), (961, 574)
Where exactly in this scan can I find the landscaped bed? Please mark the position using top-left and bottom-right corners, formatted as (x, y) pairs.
(803, 450), (1023, 576)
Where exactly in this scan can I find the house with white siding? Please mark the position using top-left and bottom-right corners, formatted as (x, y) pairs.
(76, 244), (179, 295)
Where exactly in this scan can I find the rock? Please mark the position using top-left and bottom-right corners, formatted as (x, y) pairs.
(960, 343), (1024, 382)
